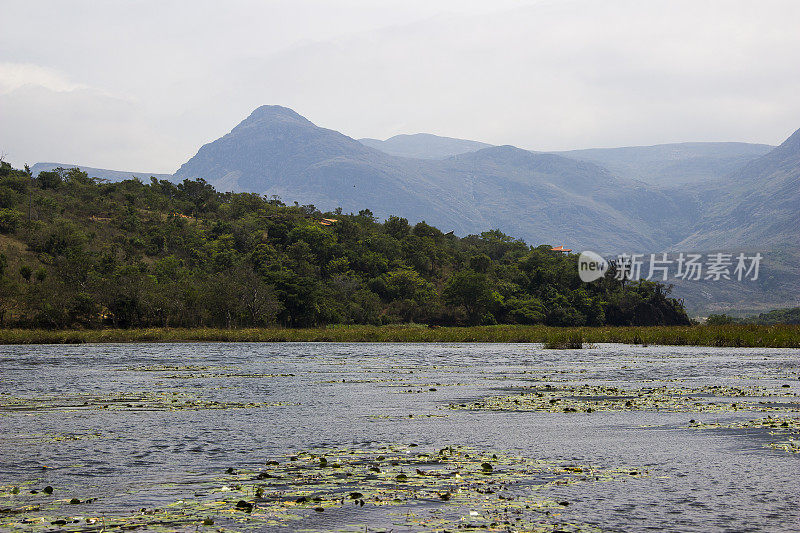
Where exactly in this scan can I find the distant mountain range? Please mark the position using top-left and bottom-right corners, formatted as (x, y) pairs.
(362, 134), (776, 188)
(174, 106), (699, 252)
(673, 127), (800, 251)
(30, 162), (172, 183)
(40, 105), (798, 254)
(34, 105), (800, 312)
(171, 105), (798, 252)
(552, 142), (774, 187)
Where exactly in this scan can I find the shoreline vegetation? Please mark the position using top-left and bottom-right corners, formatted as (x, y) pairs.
(0, 324), (798, 347)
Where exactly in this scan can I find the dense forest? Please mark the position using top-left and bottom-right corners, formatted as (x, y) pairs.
(0, 162), (689, 329)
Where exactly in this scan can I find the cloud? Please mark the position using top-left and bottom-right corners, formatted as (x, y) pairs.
(0, 62), (85, 95)
(1, 0), (800, 170)
(227, 0), (800, 150)
(0, 84), (182, 172)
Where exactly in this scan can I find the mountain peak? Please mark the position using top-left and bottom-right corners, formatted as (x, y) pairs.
(732, 124), (800, 181)
(455, 144), (538, 163)
(174, 104), (370, 192)
(777, 126), (800, 152)
(243, 105), (314, 126)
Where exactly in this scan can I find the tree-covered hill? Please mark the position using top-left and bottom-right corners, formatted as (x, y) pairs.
(0, 162), (689, 329)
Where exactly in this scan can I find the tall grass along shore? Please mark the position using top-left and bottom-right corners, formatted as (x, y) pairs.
(0, 324), (798, 348)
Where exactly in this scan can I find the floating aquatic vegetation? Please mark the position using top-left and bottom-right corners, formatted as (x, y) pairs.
(0, 391), (292, 414)
(367, 413), (449, 420)
(0, 431), (104, 446)
(684, 416), (800, 454)
(119, 363), (297, 380)
(448, 384), (800, 414)
(685, 415), (800, 430)
(0, 444), (647, 532)
(768, 438), (800, 453)
(163, 371), (296, 379)
(119, 364), (225, 372)
(47, 432), (103, 443)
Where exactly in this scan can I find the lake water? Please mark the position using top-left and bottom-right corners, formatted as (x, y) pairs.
(0, 343), (798, 532)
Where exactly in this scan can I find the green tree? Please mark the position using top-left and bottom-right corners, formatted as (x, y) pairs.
(706, 313), (736, 325)
(36, 170), (62, 189)
(443, 270), (494, 325)
(384, 216), (411, 240)
(0, 208), (22, 233)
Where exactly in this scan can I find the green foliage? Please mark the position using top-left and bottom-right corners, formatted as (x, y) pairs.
(0, 186), (21, 208)
(0, 208), (22, 233)
(739, 307), (800, 325)
(0, 163), (690, 329)
(706, 313), (736, 325)
(443, 270), (495, 325)
(36, 169), (62, 189)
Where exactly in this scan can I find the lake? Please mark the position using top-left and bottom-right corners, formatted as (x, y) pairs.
(1, 343), (798, 532)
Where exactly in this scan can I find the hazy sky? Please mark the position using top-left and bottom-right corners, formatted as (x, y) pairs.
(2, 0), (800, 172)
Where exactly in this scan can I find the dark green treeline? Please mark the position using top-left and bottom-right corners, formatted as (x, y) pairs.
(0, 162), (689, 329)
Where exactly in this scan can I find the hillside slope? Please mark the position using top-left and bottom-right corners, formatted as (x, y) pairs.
(674, 128), (800, 250)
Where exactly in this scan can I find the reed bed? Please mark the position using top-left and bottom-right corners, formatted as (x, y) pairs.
(0, 324), (798, 347)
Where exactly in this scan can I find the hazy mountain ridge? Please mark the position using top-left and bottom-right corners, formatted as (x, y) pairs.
(359, 133), (491, 159)
(553, 142), (774, 187)
(359, 133), (774, 188)
(27, 106), (800, 313)
(432, 146), (698, 251)
(174, 106), (484, 235)
(30, 162), (172, 182)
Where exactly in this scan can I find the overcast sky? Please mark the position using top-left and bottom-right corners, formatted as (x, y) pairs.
(2, 0), (800, 173)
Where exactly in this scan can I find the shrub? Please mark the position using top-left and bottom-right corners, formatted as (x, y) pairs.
(0, 208), (22, 234)
(543, 331), (584, 349)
